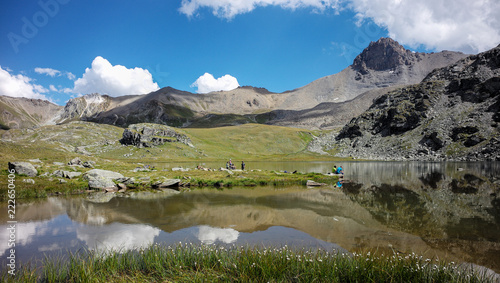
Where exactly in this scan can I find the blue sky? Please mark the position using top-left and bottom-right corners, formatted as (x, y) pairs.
(1, 0), (499, 105)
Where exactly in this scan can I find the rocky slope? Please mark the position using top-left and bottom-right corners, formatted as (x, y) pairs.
(276, 38), (467, 110)
(44, 37), (466, 129)
(0, 96), (62, 129)
(320, 44), (500, 161)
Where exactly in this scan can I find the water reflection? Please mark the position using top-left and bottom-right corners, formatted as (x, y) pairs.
(1, 162), (499, 274)
(198, 226), (239, 244)
(77, 223), (160, 252)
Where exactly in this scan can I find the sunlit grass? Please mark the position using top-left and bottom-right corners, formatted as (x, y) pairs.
(2, 244), (494, 282)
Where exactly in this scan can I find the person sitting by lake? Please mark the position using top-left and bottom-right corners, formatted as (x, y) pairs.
(336, 165), (344, 175)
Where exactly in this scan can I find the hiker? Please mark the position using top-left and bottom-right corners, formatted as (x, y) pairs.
(241, 161), (245, 170)
(226, 162), (229, 169)
(333, 166), (337, 174)
(336, 165), (344, 175)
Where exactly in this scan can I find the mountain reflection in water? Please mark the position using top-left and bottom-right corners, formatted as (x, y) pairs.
(1, 162), (499, 274)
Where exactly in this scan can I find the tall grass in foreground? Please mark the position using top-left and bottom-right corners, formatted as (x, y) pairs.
(2, 244), (496, 283)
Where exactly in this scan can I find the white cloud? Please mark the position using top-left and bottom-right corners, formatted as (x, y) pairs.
(73, 56), (159, 97)
(191, 72), (239, 93)
(179, 0), (341, 19)
(35, 67), (61, 77)
(179, 0), (500, 53)
(348, 0), (500, 53)
(35, 67), (76, 80)
(0, 66), (49, 100)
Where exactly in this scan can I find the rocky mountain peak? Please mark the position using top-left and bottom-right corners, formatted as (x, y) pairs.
(57, 93), (110, 123)
(352, 37), (418, 74)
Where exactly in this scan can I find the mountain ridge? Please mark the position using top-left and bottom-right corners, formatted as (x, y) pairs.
(0, 37), (469, 131)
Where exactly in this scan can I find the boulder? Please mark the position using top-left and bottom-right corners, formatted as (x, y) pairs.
(65, 172), (82, 179)
(120, 123), (194, 148)
(53, 170), (82, 179)
(306, 180), (327, 187)
(68, 157), (82, 166)
(83, 169), (124, 189)
(82, 161), (95, 168)
(152, 179), (181, 190)
(8, 162), (38, 177)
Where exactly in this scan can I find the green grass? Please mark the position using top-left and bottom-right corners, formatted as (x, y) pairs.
(2, 244), (493, 282)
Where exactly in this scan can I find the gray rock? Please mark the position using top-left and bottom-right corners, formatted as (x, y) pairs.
(82, 161), (95, 168)
(306, 180), (327, 187)
(83, 169), (124, 189)
(65, 172), (82, 179)
(120, 123), (194, 148)
(29, 159), (42, 163)
(53, 170), (65, 178)
(22, 178), (35, 184)
(116, 177), (136, 185)
(68, 157), (82, 166)
(8, 162), (37, 177)
(53, 162), (65, 166)
(152, 179), (181, 190)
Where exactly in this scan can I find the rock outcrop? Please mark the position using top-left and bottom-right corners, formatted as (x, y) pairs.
(8, 162), (38, 177)
(56, 93), (111, 124)
(83, 169), (124, 189)
(120, 123), (194, 148)
(324, 44), (500, 161)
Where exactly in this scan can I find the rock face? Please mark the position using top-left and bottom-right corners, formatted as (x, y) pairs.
(8, 162), (37, 177)
(56, 93), (111, 124)
(324, 44), (500, 161)
(120, 123), (194, 148)
(83, 169), (124, 189)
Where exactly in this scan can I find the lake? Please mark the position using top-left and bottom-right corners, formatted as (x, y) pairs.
(1, 161), (499, 274)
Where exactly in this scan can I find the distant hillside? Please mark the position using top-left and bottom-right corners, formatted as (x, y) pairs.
(319, 44), (500, 161)
(0, 96), (62, 129)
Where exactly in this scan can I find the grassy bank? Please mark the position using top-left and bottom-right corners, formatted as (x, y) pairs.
(2, 244), (493, 282)
(0, 164), (340, 201)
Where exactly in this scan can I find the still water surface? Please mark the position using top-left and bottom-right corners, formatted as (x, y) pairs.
(1, 161), (499, 273)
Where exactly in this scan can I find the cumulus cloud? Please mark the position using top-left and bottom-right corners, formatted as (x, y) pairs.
(179, 0), (341, 19)
(191, 72), (239, 93)
(349, 0), (500, 53)
(73, 56), (159, 97)
(0, 66), (49, 100)
(179, 0), (499, 53)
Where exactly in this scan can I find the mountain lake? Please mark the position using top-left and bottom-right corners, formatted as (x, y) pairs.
(1, 161), (499, 274)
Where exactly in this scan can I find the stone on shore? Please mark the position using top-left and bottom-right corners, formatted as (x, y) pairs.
(83, 169), (124, 189)
(306, 180), (327, 187)
(8, 162), (38, 177)
(152, 179), (181, 190)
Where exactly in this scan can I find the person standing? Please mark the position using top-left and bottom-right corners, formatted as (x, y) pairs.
(241, 161), (246, 170)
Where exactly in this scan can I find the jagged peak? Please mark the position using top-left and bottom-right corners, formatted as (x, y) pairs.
(352, 37), (417, 73)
